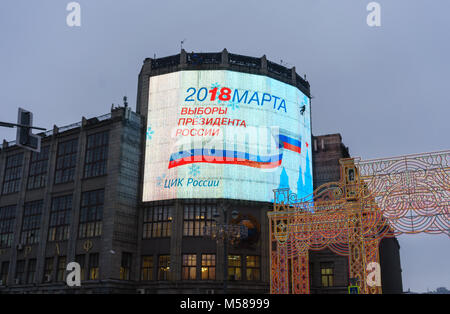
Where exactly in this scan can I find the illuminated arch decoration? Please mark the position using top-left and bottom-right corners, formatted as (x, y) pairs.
(269, 150), (449, 294)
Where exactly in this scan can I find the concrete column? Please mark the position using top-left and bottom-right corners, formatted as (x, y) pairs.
(291, 67), (296, 85)
(221, 49), (229, 66)
(170, 200), (183, 281)
(67, 127), (87, 276)
(35, 132), (60, 284)
(261, 55), (268, 74)
(9, 150), (31, 285)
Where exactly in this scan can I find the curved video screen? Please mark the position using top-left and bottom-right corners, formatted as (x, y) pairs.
(142, 70), (313, 202)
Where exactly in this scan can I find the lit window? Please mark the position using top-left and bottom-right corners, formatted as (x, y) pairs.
(57, 256), (67, 281)
(141, 256), (153, 281)
(79, 190), (104, 238)
(158, 255), (170, 281)
(88, 253), (99, 280)
(48, 195), (72, 241)
(246, 256), (260, 281)
(320, 263), (334, 287)
(120, 252), (132, 280)
(228, 255), (241, 281)
(201, 254), (215, 280)
(182, 254), (197, 280)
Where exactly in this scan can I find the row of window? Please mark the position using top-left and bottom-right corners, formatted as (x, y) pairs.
(1, 131), (109, 195)
(0, 253), (99, 285)
(0, 189), (104, 248)
(142, 204), (218, 239)
(143, 254), (261, 281)
(0, 253), (262, 284)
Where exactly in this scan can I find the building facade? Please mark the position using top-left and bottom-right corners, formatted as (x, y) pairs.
(0, 50), (402, 294)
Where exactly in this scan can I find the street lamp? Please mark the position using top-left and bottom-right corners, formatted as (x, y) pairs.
(203, 203), (248, 294)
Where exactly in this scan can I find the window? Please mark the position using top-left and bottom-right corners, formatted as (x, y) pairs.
(120, 252), (132, 280)
(182, 254), (197, 280)
(75, 254), (85, 281)
(183, 204), (216, 236)
(141, 256), (153, 281)
(79, 190), (104, 238)
(1, 261), (9, 284)
(228, 255), (241, 281)
(84, 131), (109, 178)
(26, 259), (37, 284)
(0, 205), (16, 248)
(20, 200), (43, 245)
(48, 195), (72, 241)
(320, 262), (334, 287)
(246, 256), (260, 281)
(55, 138), (78, 184)
(2, 153), (23, 194)
(143, 205), (173, 238)
(15, 260), (25, 284)
(43, 257), (54, 282)
(88, 253), (99, 280)
(158, 255), (170, 280)
(27, 146), (49, 190)
(201, 254), (215, 280)
(57, 256), (67, 281)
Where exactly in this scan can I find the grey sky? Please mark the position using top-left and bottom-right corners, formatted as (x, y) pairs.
(0, 0), (449, 292)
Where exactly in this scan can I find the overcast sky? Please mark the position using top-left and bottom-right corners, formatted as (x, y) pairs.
(0, 0), (449, 292)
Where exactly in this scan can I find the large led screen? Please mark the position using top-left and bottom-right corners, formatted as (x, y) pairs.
(142, 70), (313, 202)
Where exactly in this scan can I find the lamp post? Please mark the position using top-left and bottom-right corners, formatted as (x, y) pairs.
(204, 203), (247, 294)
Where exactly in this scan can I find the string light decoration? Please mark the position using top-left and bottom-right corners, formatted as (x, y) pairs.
(269, 150), (449, 294)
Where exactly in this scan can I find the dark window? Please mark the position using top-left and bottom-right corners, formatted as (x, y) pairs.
(183, 204), (216, 236)
(43, 257), (54, 282)
(75, 254), (85, 281)
(88, 253), (99, 280)
(27, 146), (50, 190)
(55, 138), (78, 184)
(2, 153), (24, 194)
(84, 131), (109, 178)
(143, 205), (173, 239)
(246, 256), (260, 281)
(320, 262), (334, 287)
(20, 200), (43, 245)
(120, 252), (132, 280)
(158, 255), (170, 281)
(57, 256), (67, 282)
(26, 259), (37, 284)
(15, 260), (25, 284)
(0, 205), (16, 248)
(48, 195), (72, 241)
(0, 261), (9, 284)
(228, 255), (242, 281)
(79, 190), (104, 238)
(201, 254), (216, 280)
(141, 256), (153, 281)
(182, 254), (197, 280)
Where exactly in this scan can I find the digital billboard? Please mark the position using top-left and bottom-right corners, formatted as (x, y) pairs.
(142, 70), (313, 202)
